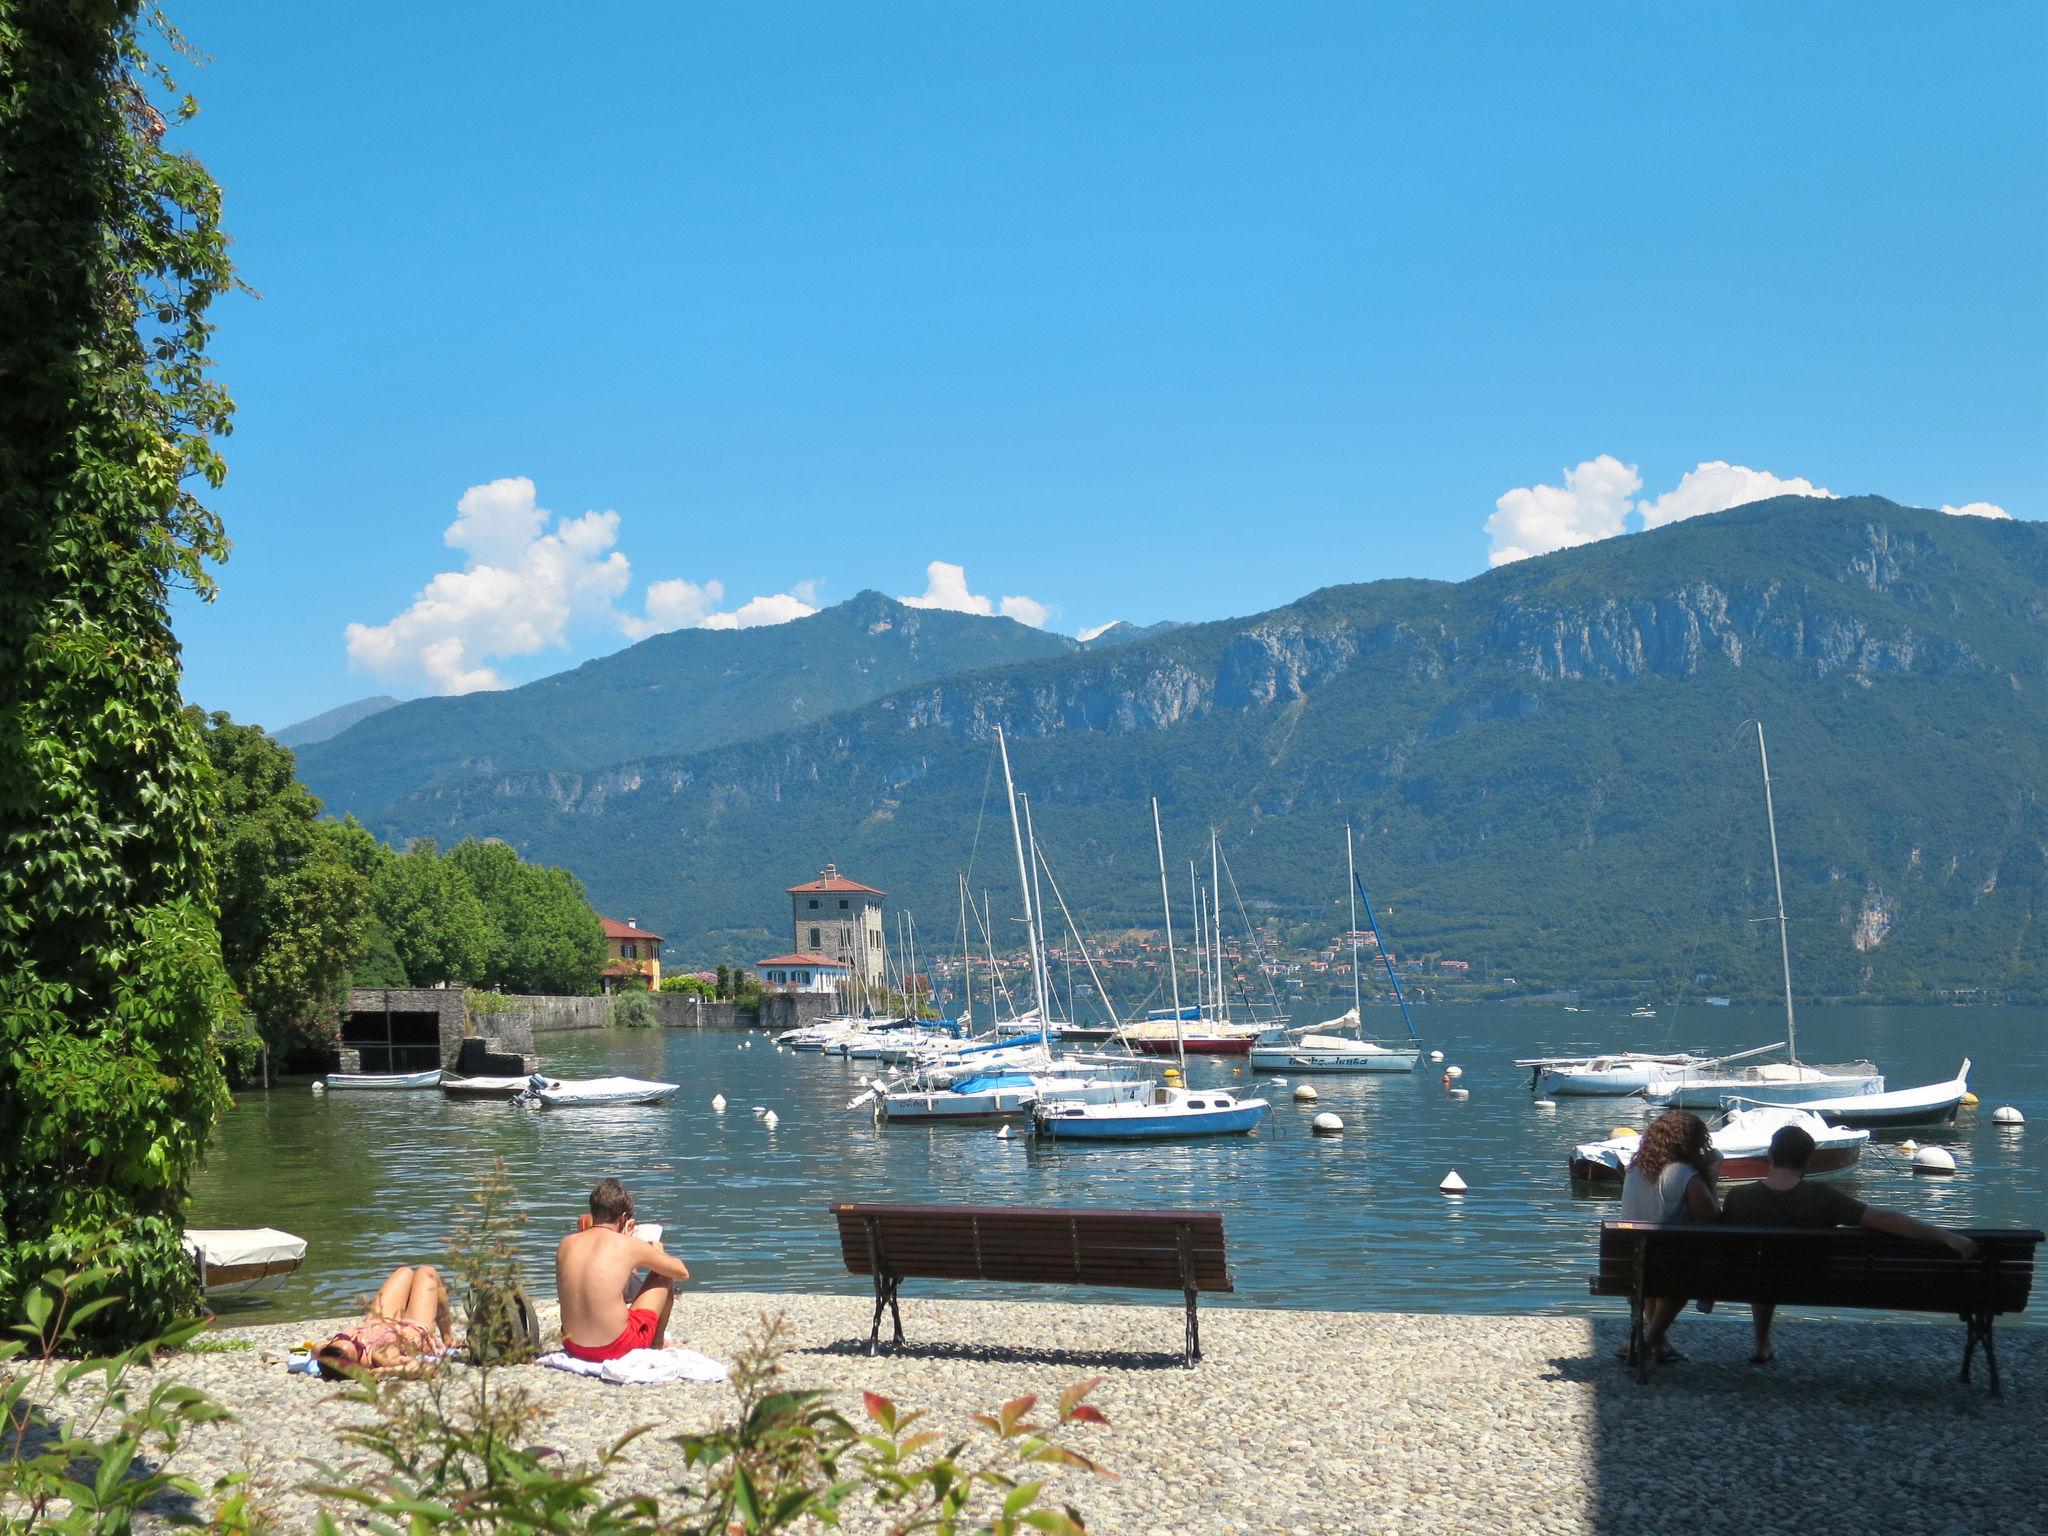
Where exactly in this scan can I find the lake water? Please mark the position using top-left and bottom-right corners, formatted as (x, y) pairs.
(189, 1005), (2046, 1320)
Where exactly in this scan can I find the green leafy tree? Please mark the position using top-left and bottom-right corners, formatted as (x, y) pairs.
(198, 712), (370, 1053)
(0, 0), (238, 1336)
(448, 838), (605, 995)
(660, 974), (715, 998)
(371, 842), (490, 989)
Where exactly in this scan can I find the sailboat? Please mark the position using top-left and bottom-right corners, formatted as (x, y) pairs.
(1033, 800), (1268, 1142)
(1118, 832), (1276, 1054)
(1644, 723), (1882, 1110)
(1251, 825), (1421, 1074)
(1515, 1050), (1710, 1097)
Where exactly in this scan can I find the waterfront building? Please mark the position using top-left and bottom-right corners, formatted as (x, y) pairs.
(787, 864), (886, 989)
(757, 952), (851, 996)
(599, 915), (662, 991)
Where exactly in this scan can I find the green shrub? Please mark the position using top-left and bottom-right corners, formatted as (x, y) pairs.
(660, 975), (715, 998)
(608, 990), (659, 1030)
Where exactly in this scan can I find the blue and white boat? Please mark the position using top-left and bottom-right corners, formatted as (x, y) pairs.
(1034, 1083), (1268, 1139)
(881, 1069), (1150, 1122)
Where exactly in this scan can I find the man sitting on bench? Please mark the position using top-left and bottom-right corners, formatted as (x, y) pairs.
(1721, 1124), (1979, 1364)
(557, 1178), (692, 1362)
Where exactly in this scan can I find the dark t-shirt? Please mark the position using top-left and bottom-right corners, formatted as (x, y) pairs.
(1721, 1177), (1867, 1229)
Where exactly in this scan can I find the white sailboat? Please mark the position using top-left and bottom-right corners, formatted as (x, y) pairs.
(1645, 723), (1881, 1109)
(1034, 799), (1267, 1142)
(1251, 826), (1421, 1074)
(1515, 1051), (1711, 1096)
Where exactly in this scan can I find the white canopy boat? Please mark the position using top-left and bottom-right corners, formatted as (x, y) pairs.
(440, 1073), (532, 1100)
(1514, 1051), (1712, 1096)
(1784, 1059), (1971, 1128)
(517, 1075), (680, 1107)
(1646, 724), (1883, 1110)
(323, 1068), (443, 1090)
(183, 1227), (306, 1296)
(1569, 1105), (1867, 1186)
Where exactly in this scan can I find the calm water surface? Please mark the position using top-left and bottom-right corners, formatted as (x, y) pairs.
(190, 1005), (2046, 1319)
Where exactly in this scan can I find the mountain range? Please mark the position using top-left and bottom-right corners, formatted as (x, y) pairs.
(299, 498), (2048, 1004)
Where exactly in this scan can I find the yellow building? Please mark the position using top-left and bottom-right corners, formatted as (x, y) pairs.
(600, 916), (662, 992)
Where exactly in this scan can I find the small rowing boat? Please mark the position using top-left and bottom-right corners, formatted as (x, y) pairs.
(183, 1227), (307, 1296)
(322, 1069), (443, 1090)
(1784, 1059), (1971, 1128)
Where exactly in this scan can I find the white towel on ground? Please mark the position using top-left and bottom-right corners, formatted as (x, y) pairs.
(538, 1347), (729, 1386)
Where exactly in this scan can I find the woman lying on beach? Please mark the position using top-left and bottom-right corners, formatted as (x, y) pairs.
(315, 1264), (458, 1378)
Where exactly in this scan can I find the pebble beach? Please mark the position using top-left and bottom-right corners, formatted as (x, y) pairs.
(132, 1292), (2042, 1534)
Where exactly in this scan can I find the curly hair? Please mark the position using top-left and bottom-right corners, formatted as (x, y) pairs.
(1632, 1109), (1714, 1184)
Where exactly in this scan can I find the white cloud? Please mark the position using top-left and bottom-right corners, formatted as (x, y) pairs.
(1941, 501), (2012, 520)
(1484, 455), (1642, 567)
(347, 477), (824, 694)
(1638, 461), (1834, 530)
(345, 477), (631, 694)
(1076, 620), (1120, 643)
(898, 560), (1051, 628)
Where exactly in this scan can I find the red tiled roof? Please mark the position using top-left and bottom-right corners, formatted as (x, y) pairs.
(757, 953), (850, 969)
(785, 873), (884, 896)
(600, 917), (663, 942)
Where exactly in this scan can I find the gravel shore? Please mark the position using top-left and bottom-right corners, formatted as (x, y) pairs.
(130, 1292), (2041, 1534)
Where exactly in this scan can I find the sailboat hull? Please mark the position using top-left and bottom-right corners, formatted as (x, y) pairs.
(1128, 1034), (1254, 1057)
(1248, 1042), (1418, 1073)
(1036, 1103), (1267, 1139)
(1647, 1068), (1883, 1110)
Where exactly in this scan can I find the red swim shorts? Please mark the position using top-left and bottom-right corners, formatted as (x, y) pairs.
(563, 1307), (659, 1362)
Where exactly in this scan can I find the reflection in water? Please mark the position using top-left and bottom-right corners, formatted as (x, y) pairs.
(191, 1006), (2048, 1319)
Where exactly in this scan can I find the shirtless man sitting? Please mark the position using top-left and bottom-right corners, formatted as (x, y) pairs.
(556, 1177), (691, 1361)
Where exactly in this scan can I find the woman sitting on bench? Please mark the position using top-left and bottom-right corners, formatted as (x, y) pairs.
(1617, 1110), (1721, 1364)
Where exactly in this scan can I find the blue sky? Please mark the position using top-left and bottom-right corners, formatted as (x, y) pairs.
(173, 2), (2047, 727)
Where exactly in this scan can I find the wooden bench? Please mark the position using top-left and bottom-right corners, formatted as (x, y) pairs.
(1592, 1220), (2043, 1395)
(829, 1202), (1232, 1367)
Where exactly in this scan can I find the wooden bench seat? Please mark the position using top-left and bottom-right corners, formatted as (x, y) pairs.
(1591, 1220), (2043, 1395)
(829, 1202), (1232, 1366)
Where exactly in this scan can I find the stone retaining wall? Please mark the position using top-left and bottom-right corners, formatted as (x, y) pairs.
(475, 991), (838, 1035)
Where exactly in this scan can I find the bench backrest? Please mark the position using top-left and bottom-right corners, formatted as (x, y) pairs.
(831, 1203), (1233, 1293)
(1595, 1221), (2042, 1314)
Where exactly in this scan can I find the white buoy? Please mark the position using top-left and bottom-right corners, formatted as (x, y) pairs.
(1440, 1170), (1468, 1194)
(310, 1081), (326, 1095)
(1428, 1050), (1445, 1063)
(1897, 1138), (1919, 1155)
(996, 1124), (1013, 1140)
(711, 1093), (727, 1112)
(1992, 1106), (2025, 1126)
(1913, 1145), (1957, 1175)
(1450, 1087), (1470, 1100)
(1312, 1112), (1344, 1135)
(751, 1105), (766, 1115)
(1533, 1099), (1558, 1110)
(1445, 1065), (1464, 1080)
(763, 1110), (779, 1129)
(1293, 1084), (1319, 1103)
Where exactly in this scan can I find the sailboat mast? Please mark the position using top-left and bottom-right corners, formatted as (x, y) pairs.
(958, 874), (972, 1029)
(997, 728), (1048, 1047)
(1022, 793), (1055, 1025)
(1189, 863), (1206, 1021)
(1346, 824), (1363, 1022)
(1153, 797), (1185, 1068)
(1756, 721), (1798, 1063)
(1211, 830), (1227, 1024)
(982, 890), (1003, 1020)
(906, 911), (920, 1019)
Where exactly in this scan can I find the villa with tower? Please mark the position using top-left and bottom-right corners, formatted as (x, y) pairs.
(757, 863), (886, 998)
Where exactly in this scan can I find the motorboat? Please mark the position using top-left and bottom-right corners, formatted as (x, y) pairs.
(1515, 1051), (1710, 1096)
(1569, 1105), (1867, 1186)
(1645, 1057), (1884, 1110)
(515, 1075), (680, 1108)
(1251, 1008), (1420, 1074)
(183, 1227), (306, 1296)
(1785, 1059), (1971, 1128)
(440, 1074), (532, 1100)
(775, 1014), (868, 1051)
(1033, 1084), (1269, 1141)
(877, 1070), (1152, 1122)
(322, 1068), (442, 1090)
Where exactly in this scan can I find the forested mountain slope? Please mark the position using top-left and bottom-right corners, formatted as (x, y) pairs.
(355, 499), (2048, 1002)
(295, 591), (1075, 820)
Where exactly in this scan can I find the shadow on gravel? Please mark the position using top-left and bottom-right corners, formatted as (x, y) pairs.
(1560, 1314), (2043, 1534)
(802, 1338), (1187, 1371)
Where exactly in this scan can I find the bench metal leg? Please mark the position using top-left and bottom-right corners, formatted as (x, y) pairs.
(1629, 1297), (1649, 1386)
(1183, 1287), (1201, 1368)
(867, 1273), (902, 1356)
(1961, 1312), (2000, 1398)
